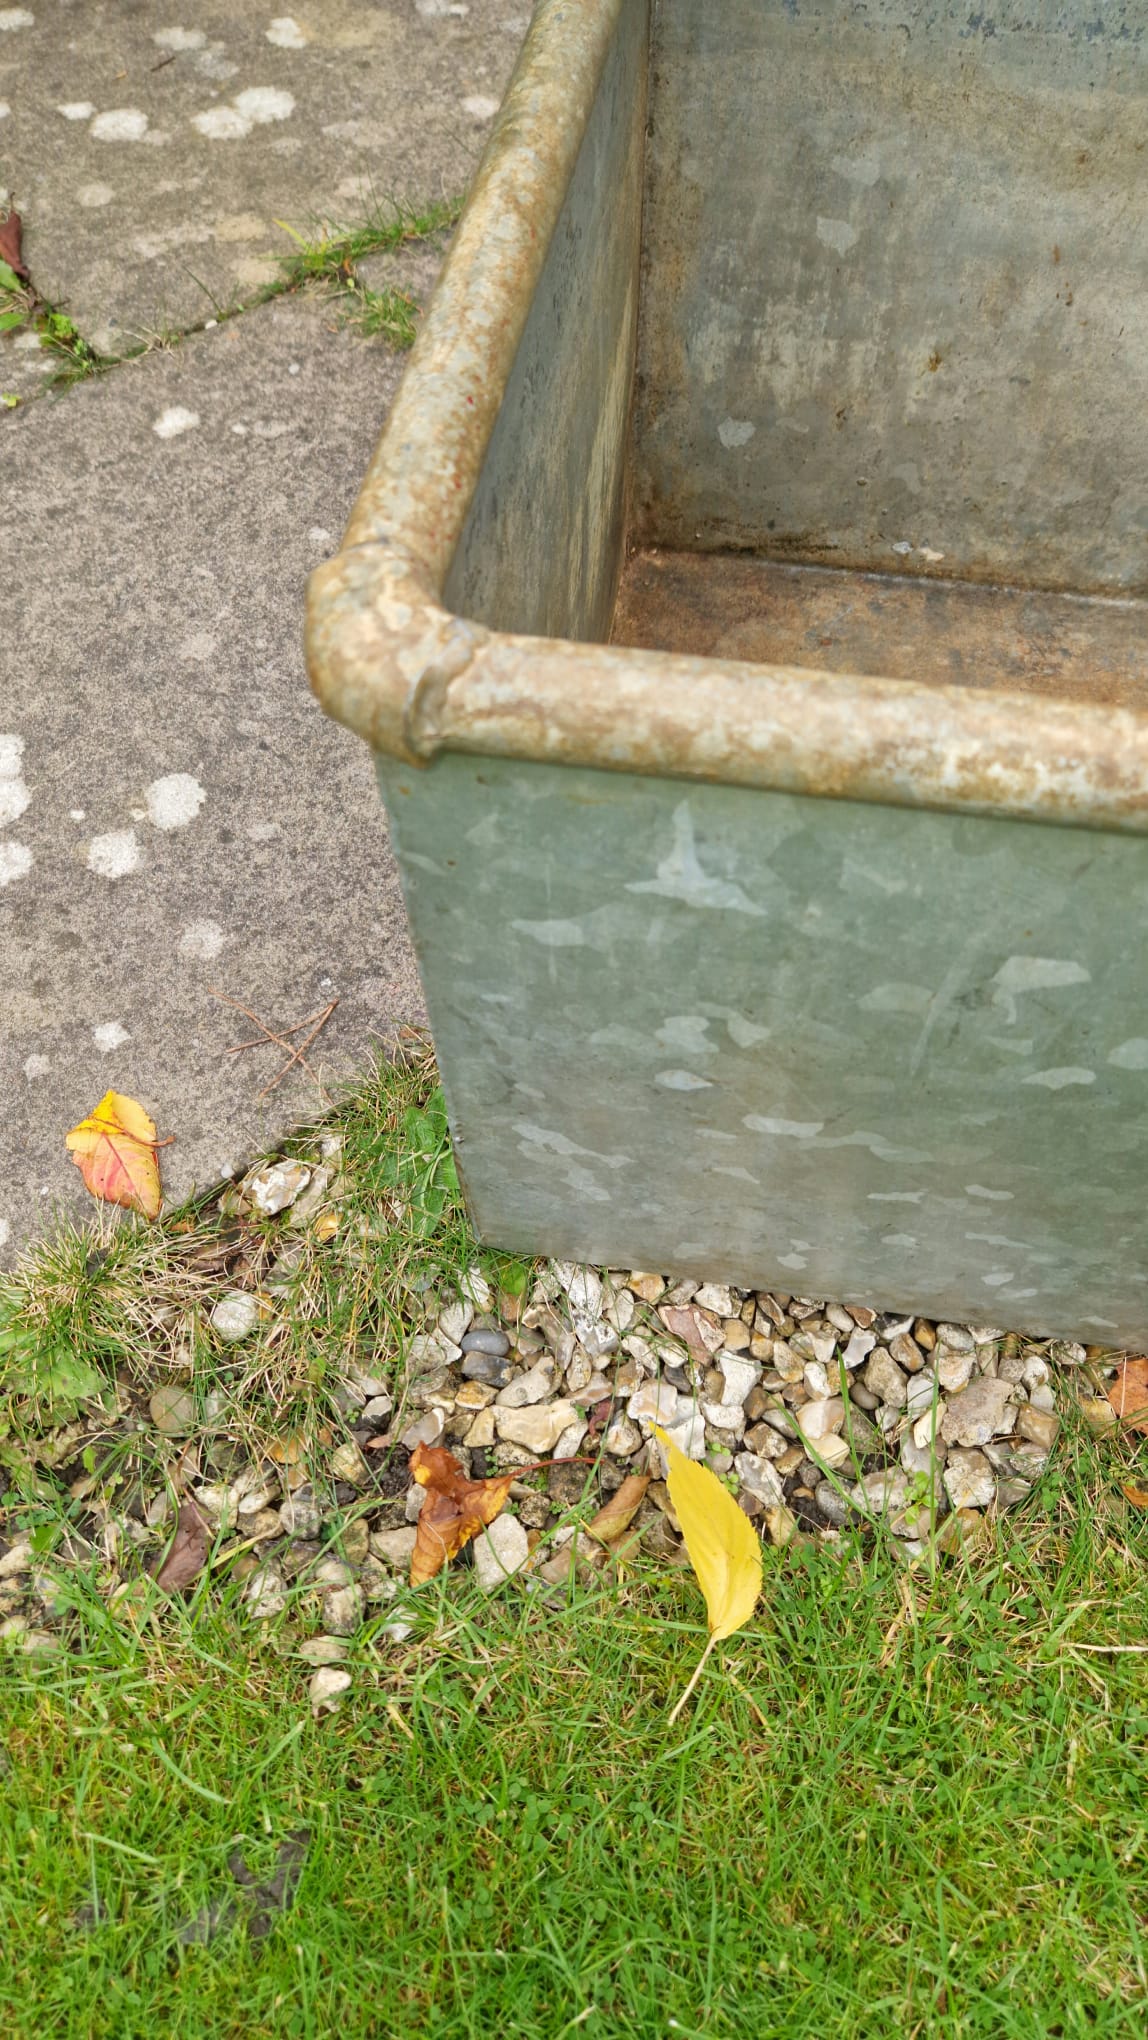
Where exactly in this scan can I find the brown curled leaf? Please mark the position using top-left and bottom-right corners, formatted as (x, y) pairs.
(1107, 1357), (1148, 1436)
(152, 1496), (209, 1593)
(586, 1473), (650, 1545)
(408, 1443), (519, 1586)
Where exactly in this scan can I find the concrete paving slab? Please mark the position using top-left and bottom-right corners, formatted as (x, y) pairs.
(0, 283), (434, 1265)
(0, 1), (524, 352)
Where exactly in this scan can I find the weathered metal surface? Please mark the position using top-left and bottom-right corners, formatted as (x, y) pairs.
(380, 749), (1148, 1344)
(634, 0), (1148, 595)
(339, 0), (638, 595)
(306, 0), (1148, 1332)
(312, 543), (1148, 832)
(613, 550), (1148, 710)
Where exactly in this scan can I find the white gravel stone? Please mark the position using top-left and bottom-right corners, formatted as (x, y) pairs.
(210, 1291), (259, 1341)
(495, 1359), (560, 1408)
(473, 1514), (530, 1591)
(796, 1397), (845, 1441)
(245, 1565), (287, 1618)
(279, 1494), (322, 1540)
(864, 1348), (908, 1408)
(242, 1158), (311, 1215)
(495, 1400), (578, 1454)
(936, 1323), (975, 1350)
(936, 1347), (976, 1392)
(627, 1380), (680, 1427)
(940, 1377), (1018, 1447)
(659, 1411), (707, 1461)
(322, 1584), (364, 1636)
(842, 1328), (877, 1369)
(694, 1283), (736, 1315)
(460, 1266), (493, 1311)
(369, 1526), (418, 1567)
(309, 1666), (352, 1716)
(803, 1360), (831, 1398)
(812, 1432), (852, 1468)
(438, 1297), (473, 1345)
(702, 1403), (747, 1442)
(904, 1372), (941, 1418)
(329, 1442), (369, 1487)
(718, 1353), (760, 1406)
(943, 1447), (996, 1509)
(554, 1418), (589, 1460)
(602, 1414), (643, 1456)
(734, 1452), (786, 1507)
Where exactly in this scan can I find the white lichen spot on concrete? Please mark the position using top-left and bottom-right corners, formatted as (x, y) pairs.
(308, 525), (332, 547)
(718, 416), (755, 448)
(655, 1070), (714, 1091)
(1108, 1038), (1148, 1070)
(981, 1271), (1015, 1288)
(57, 101), (94, 119)
(69, 809), (85, 821)
(23, 1054), (50, 1079)
(965, 1183), (1014, 1200)
(0, 734), (30, 827)
(830, 149), (881, 187)
(146, 773), (206, 830)
(246, 819), (280, 842)
(153, 406), (200, 439)
(868, 1190), (925, 1203)
(235, 85), (295, 124)
(92, 1021), (130, 1054)
(91, 108), (150, 142)
(881, 1233), (918, 1249)
(193, 106), (252, 140)
(179, 918), (225, 960)
(87, 830), (142, 880)
(0, 102), (9, 117)
(266, 15), (307, 46)
(1021, 1067), (1096, 1090)
(816, 216), (859, 255)
(77, 182), (114, 207)
(418, 0), (470, 13)
(0, 843), (32, 886)
(656, 1015), (715, 1057)
(777, 1253), (807, 1271)
(462, 94), (500, 119)
(153, 26), (207, 50)
(0, 9), (35, 28)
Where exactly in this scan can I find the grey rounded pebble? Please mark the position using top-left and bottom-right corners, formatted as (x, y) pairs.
(815, 1480), (854, 1527)
(461, 1351), (511, 1385)
(149, 1384), (196, 1437)
(461, 1328), (510, 1358)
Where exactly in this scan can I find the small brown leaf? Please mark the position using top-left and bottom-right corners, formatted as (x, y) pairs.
(409, 1443), (519, 1585)
(152, 1497), (209, 1593)
(1120, 1481), (1148, 1508)
(0, 206), (28, 280)
(586, 1473), (650, 1545)
(1107, 1358), (1148, 1436)
(65, 1090), (163, 1219)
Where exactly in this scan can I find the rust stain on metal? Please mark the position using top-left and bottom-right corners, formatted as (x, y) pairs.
(305, 0), (1148, 841)
(613, 549), (1148, 712)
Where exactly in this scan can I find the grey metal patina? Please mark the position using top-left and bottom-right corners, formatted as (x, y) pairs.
(307, 0), (1148, 1341)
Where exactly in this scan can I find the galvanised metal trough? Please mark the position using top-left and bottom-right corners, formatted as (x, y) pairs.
(307, 0), (1148, 1343)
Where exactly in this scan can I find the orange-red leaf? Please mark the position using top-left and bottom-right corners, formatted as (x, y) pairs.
(65, 1090), (163, 1219)
(408, 1443), (519, 1586)
(1107, 1358), (1148, 1436)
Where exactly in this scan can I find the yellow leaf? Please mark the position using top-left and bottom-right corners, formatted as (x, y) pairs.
(65, 1090), (163, 1220)
(655, 1427), (762, 1723)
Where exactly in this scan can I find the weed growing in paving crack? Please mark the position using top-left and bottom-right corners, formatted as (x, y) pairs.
(0, 195), (461, 407)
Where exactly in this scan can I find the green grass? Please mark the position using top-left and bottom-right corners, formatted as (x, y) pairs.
(3, 1046), (1148, 2035)
(3, 1464), (1148, 2037)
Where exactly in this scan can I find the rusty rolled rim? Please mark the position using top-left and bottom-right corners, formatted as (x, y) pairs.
(306, 0), (1148, 838)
